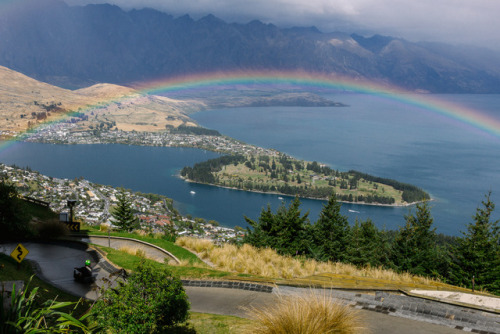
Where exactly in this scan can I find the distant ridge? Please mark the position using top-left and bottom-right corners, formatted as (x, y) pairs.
(0, 0), (499, 92)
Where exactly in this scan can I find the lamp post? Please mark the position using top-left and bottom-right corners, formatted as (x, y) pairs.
(67, 199), (77, 223)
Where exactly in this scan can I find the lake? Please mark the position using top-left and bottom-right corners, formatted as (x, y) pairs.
(1, 93), (499, 235)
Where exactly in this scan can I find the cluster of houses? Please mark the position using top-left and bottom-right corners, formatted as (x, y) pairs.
(17, 122), (278, 157)
(1, 163), (241, 242)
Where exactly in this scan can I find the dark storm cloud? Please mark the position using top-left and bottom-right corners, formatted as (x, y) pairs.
(64, 0), (500, 49)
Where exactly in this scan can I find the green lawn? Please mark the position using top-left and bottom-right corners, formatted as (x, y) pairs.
(98, 245), (231, 279)
(82, 227), (202, 264)
(189, 313), (254, 334)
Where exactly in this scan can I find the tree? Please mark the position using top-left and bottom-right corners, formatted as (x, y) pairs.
(110, 189), (138, 232)
(390, 201), (439, 276)
(449, 192), (500, 293)
(91, 261), (190, 333)
(273, 196), (311, 255)
(244, 205), (276, 249)
(244, 197), (310, 256)
(311, 193), (350, 262)
(0, 179), (30, 239)
(346, 219), (389, 267)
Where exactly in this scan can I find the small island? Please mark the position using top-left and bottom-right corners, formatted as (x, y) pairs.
(181, 154), (430, 206)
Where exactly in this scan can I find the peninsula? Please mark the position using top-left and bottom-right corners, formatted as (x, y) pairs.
(181, 154), (430, 206)
(1, 66), (430, 207)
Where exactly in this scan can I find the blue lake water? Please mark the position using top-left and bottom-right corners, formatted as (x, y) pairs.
(1, 93), (499, 235)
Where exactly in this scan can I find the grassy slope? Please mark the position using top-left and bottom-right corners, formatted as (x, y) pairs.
(87, 229), (473, 293)
(88, 229), (201, 264)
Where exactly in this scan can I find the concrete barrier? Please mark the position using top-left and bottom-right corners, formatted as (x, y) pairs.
(1, 281), (24, 310)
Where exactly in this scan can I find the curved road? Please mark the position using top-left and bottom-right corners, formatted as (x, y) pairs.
(0, 242), (482, 334)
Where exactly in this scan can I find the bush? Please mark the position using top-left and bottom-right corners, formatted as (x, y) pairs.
(0, 180), (31, 240)
(34, 218), (69, 240)
(246, 291), (364, 334)
(0, 278), (95, 333)
(91, 260), (190, 333)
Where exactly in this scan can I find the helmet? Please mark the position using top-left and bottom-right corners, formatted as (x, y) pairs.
(85, 260), (91, 266)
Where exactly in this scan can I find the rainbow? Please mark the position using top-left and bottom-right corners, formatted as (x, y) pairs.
(4, 70), (500, 143)
(135, 70), (500, 139)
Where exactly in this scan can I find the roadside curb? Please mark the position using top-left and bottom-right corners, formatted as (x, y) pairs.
(70, 234), (181, 264)
(402, 290), (500, 315)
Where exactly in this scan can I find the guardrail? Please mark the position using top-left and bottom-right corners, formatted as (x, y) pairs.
(21, 196), (50, 208)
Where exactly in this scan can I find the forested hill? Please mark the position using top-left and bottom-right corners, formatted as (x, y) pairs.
(1, 0), (500, 92)
(181, 154), (430, 205)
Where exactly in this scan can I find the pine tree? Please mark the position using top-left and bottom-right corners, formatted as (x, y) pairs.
(450, 192), (500, 293)
(244, 197), (310, 256)
(111, 189), (138, 232)
(244, 205), (276, 249)
(347, 219), (389, 267)
(390, 201), (438, 276)
(311, 193), (350, 262)
(273, 196), (310, 255)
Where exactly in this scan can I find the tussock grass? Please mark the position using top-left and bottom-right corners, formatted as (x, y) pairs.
(176, 237), (215, 259)
(118, 246), (149, 259)
(246, 291), (364, 334)
(132, 229), (149, 237)
(176, 237), (439, 285)
(99, 223), (110, 232)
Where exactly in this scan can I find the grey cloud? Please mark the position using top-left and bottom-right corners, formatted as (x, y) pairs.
(64, 0), (500, 49)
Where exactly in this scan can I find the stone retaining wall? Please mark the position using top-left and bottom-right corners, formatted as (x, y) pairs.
(182, 279), (274, 293)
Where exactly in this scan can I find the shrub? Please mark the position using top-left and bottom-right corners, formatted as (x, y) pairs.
(34, 218), (69, 240)
(246, 291), (364, 334)
(0, 180), (31, 240)
(0, 278), (95, 333)
(91, 260), (189, 333)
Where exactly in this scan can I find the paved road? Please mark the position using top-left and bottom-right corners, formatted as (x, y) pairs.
(1, 241), (113, 300)
(186, 286), (466, 334)
(1, 242), (496, 333)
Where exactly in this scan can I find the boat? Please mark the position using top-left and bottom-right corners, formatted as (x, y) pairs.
(348, 209), (360, 213)
(190, 191), (196, 195)
(278, 197), (284, 200)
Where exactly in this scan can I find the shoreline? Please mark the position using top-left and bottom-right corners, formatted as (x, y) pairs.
(179, 175), (428, 208)
(9, 137), (430, 209)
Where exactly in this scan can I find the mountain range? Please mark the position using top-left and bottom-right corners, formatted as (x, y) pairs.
(1, 0), (500, 93)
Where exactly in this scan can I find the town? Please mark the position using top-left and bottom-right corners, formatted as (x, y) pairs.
(0, 162), (241, 243)
(14, 121), (279, 157)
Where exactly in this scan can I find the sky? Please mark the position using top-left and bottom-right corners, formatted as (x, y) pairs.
(63, 0), (500, 50)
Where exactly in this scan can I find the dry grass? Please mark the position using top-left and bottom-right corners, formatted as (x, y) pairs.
(176, 237), (215, 259)
(0, 65), (202, 135)
(245, 291), (365, 334)
(118, 246), (148, 259)
(99, 223), (110, 232)
(131, 229), (148, 237)
(175, 237), (439, 285)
